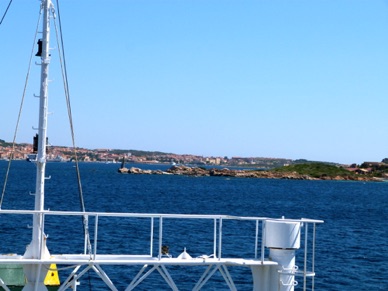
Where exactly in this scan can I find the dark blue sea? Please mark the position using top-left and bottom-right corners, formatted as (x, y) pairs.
(0, 161), (387, 290)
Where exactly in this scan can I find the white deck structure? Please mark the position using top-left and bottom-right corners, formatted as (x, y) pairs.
(0, 210), (323, 290)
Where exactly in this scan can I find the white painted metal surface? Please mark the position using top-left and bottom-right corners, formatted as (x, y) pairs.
(265, 219), (301, 250)
(22, 1), (53, 290)
(0, 209), (323, 290)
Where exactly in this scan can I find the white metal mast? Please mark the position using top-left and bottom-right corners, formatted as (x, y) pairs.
(23, 0), (52, 290)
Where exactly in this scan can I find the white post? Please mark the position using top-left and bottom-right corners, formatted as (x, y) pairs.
(34, 0), (50, 258)
(252, 219), (301, 291)
(23, 1), (52, 290)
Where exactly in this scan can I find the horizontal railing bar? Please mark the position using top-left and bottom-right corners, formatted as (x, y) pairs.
(0, 210), (323, 223)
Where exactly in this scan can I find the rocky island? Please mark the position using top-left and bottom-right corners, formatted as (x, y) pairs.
(118, 163), (386, 182)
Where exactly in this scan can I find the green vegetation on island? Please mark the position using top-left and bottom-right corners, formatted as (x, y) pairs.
(271, 162), (388, 181)
(272, 163), (357, 179)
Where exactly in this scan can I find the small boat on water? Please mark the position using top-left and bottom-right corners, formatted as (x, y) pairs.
(26, 154), (37, 162)
(0, 1), (323, 290)
(27, 154), (67, 163)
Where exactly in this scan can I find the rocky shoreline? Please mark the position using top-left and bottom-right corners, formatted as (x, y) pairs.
(118, 165), (381, 182)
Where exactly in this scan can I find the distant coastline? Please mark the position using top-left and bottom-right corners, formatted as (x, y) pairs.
(1, 139), (387, 180)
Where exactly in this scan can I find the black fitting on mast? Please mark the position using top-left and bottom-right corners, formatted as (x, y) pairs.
(32, 134), (48, 154)
(35, 39), (42, 57)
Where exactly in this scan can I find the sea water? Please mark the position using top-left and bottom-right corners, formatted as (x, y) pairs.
(0, 161), (387, 290)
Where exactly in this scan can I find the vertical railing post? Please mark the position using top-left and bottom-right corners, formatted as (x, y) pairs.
(83, 215), (88, 254)
(150, 217), (154, 257)
(261, 220), (266, 263)
(93, 214), (99, 260)
(158, 216), (163, 260)
(254, 220), (259, 259)
(303, 222), (309, 291)
(218, 218), (222, 260)
(312, 223), (316, 291)
(213, 218), (217, 257)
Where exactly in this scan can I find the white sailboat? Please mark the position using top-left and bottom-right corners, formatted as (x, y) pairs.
(0, 1), (323, 290)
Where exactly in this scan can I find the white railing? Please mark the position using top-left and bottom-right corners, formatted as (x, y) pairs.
(0, 209), (323, 290)
(0, 209), (322, 260)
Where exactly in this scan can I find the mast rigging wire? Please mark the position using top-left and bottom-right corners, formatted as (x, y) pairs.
(0, 0), (13, 26)
(53, 0), (93, 258)
(0, 6), (43, 209)
(1, 0), (92, 261)
(1, 1), (92, 287)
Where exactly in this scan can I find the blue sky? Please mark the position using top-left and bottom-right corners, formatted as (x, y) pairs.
(1, 0), (388, 164)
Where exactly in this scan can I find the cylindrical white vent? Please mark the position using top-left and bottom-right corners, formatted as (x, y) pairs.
(265, 220), (301, 249)
(270, 249), (298, 291)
